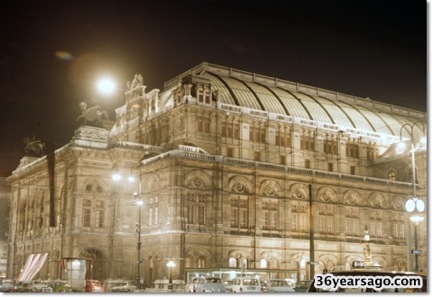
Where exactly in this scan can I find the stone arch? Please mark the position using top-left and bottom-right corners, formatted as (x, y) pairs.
(228, 175), (252, 194)
(259, 179), (282, 197)
(146, 173), (161, 191)
(185, 247), (212, 269)
(259, 251), (282, 269)
(79, 248), (105, 280)
(343, 190), (361, 206)
(391, 196), (406, 211)
(317, 254), (338, 272)
(289, 183), (309, 200)
(185, 170), (211, 189)
(368, 193), (387, 208)
(317, 186), (337, 203)
(228, 249), (252, 268)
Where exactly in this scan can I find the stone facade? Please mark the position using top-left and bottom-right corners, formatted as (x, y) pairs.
(6, 63), (427, 286)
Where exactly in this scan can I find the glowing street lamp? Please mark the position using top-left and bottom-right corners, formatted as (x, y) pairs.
(398, 121), (426, 272)
(135, 196), (143, 290)
(167, 260), (176, 290)
(96, 77), (116, 95)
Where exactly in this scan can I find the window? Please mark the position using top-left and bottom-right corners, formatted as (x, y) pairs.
(345, 208), (360, 235)
(149, 197), (159, 226)
(231, 197), (248, 228)
(83, 199), (91, 227)
(346, 141), (360, 158)
(367, 142), (378, 160)
(369, 211), (383, 238)
(305, 159), (311, 169)
(229, 257), (237, 268)
(276, 128), (292, 148)
(197, 84), (211, 104)
(324, 135), (338, 154)
(292, 203), (308, 232)
(350, 166), (356, 175)
(249, 125), (266, 143)
(227, 147), (234, 157)
(318, 205), (334, 234)
(197, 115), (210, 133)
(301, 130), (315, 151)
(388, 171), (396, 181)
(392, 214), (405, 239)
(328, 162), (333, 172)
(222, 122), (240, 139)
(187, 194), (207, 225)
(262, 199), (279, 230)
(280, 155), (286, 165)
(254, 151), (261, 161)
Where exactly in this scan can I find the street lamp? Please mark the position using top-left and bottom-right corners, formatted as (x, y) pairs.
(135, 196), (143, 290)
(398, 121), (426, 272)
(167, 260), (176, 290)
(404, 198), (424, 272)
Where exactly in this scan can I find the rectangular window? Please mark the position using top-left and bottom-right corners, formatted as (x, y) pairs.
(324, 139), (338, 154)
(305, 159), (311, 169)
(254, 151), (261, 161)
(149, 208), (153, 226)
(249, 126), (266, 143)
(231, 197), (248, 229)
(197, 116), (210, 133)
(95, 210), (104, 228)
(154, 207), (158, 225)
(227, 147), (234, 157)
(222, 122), (240, 139)
(262, 199), (279, 230)
(83, 209), (91, 227)
(187, 194), (207, 225)
(328, 162), (333, 172)
(346, 143), (360, 158)
(350, 166), (356, 175)
(280, 155), (286, 165)
(300, 132), (315, 151)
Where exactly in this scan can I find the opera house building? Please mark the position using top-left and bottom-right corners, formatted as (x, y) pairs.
(6, 62), (427, 287)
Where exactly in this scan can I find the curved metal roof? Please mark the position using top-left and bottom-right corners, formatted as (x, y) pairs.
(197, 70), (426, 141)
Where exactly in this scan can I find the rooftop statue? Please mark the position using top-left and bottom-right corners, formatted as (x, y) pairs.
(126, 73), (143, 90)
(23, 134), (46, 157)
(77, 99), (109, 127)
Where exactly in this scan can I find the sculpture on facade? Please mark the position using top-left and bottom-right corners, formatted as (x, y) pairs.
(77, 99), (109, 127)
(127, 73), (143, 90)
(23, 134), (45, 157)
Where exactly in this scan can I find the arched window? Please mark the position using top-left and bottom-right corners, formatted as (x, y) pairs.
(198, 256), (206, 268)
(229, 257), (237, 268)
(388, 171), (396, 181)
(260, 259), (267, 268)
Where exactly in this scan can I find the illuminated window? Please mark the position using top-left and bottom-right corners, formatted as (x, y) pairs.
(231, 196), (248, 228)
(388, 171), (396, 181)
(292, 203), (308, 232)
(318, 205), (334, 234)
(262, 199), (279, 230)
(369, 211), (383, 238)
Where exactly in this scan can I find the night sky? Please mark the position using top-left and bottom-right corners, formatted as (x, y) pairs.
(0, 0), (427, 176)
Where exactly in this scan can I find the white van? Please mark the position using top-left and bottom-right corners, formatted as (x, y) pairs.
(225, 276), (262, 293)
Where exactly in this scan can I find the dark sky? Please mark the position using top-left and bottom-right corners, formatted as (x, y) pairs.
(0, 0), (427, 176)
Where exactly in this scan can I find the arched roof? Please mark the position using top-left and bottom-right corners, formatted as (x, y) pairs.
(163, 62), (426, 141)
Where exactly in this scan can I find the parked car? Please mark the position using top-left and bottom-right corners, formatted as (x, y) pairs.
(110, 280), (136, 292)
(185, 277), (202, 292)
(307, 270), (427, 293)
(265, 279), (295, 293)
(0, 279), (14, 292)
(30, 280), (49, 292)
(193, 277), (225, 293)
(83, 279), (104, 292)
(225, 276), (262, 293)
(294, 280), (312, 292)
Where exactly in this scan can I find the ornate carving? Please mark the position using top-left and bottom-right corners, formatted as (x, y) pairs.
(23, 134), (45, 157)
(77, 100), (109, 127)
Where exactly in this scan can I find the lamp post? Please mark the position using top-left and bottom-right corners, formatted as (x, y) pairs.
(135, 195), (143, 290)
(167, 260), (175, 290)
(398, 121), (426, 272)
